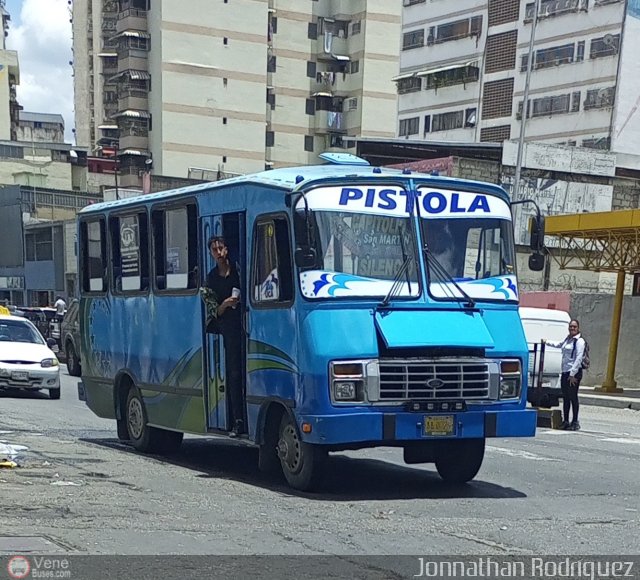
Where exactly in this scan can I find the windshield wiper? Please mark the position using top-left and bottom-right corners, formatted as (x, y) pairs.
(379, 253), (414, 308)
(423, 244), (476, 309)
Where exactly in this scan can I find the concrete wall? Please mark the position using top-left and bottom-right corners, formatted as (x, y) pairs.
(520, 290), (640, 389)
(570, 293), (640, 389)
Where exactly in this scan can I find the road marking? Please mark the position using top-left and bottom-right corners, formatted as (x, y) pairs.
(487, 446), (560, 461)
(600, 437), (640, 445)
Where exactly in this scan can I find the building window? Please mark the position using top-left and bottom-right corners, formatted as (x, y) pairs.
(432, 110), (465, 132)
(305, 98), (316, 115)
(582, 136), (611, 149)
(428, 16), (482, 45)
(482, 78), (514, 119)
(485, 30), (518, 74)
(349, 60), (360, 74)
(525, 0), (588, 21)
(152, 205), (198, 291)
(396, 76), (422, 94)
(584, 87), (616, 110)
(304, 135), (314, 152)
(521, 43), (575, 71)
(351, 21), (361, 35)
(399, 117), (420, 136)
(267, 55), (277, 72)
(347, 98), (358, 111)
(518, 93), (573, 118)
(267, 89), (276, 109)
(25, 229), (53, 262)
(0, 144), (24, 159)
(425, 64), (479, 90)
(480, 125), (511, 142)
(251, 217), (293, 305)
(488, 0), (520, 26)
(403, 29), (425, 50)
(308, 22), (318, 40)
(590, 34), (620, 58)
(403, 0), (426, 5)
(266, 131), (275, 147)
(576, 40), (585, 61)
(306, 61), (317, 78)
(423, 115), (431, 135)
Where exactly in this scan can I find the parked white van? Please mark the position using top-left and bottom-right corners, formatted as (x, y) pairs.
(519, 307), (571, 407)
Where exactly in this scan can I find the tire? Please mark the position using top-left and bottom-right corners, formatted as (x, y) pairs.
(258, 410), (281, 476)
(276, 414), (327, 491)
(125, 386), (174, 454)
(49, 388), (61, 400)
(435, 438), (485, 484)
(66, 342), (81, 377)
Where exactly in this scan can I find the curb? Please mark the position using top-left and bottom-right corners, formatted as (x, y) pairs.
(579, 394), (640, 411)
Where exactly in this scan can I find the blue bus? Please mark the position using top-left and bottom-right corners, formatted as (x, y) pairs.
(77, 153), (541, 491)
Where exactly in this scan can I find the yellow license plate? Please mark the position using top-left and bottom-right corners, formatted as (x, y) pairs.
(424, 415), (455, 436)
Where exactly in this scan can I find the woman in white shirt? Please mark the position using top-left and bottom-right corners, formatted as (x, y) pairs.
(544, 319), (585, 431)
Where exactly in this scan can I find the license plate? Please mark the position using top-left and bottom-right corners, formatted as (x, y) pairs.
(11, 371), (29, 381)
(424, 415), (455, 436)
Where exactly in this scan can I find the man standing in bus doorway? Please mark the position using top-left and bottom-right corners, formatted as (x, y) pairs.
(206, 236), (244, 437)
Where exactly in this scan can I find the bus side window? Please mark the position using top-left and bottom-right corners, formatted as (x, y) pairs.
(252, 216), (293, 305)
(109, 213), (149, 294)
(81, 219), (107, 293)
(152, 204), (198, 292)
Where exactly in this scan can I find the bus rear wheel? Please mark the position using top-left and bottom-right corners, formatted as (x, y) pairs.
(277, 414), (326, 491)
(435, 438), (485, 484)
(126, 387), (183, 454)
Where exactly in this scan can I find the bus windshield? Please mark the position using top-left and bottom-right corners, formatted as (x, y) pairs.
(295, 185), (421, 299)
(420, 213), (517, 302)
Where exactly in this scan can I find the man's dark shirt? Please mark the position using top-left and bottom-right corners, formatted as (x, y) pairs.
(206, 264), (241, 338)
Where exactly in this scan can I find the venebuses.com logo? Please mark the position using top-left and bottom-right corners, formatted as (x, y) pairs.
(7, 556), (31, 579)
(6, 555), (71, 579)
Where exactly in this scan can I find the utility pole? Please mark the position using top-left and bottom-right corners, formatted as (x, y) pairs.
(114, 144), (119, 201)
(512, 0), (540, 201)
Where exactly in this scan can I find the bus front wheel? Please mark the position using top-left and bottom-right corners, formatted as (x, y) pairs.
(126, 387), (183, 454)
(435, 438), (485, 484)
(277, 414), (327, 491)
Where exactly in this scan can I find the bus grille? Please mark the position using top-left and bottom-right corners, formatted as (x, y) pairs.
(378, 359), (492, 401)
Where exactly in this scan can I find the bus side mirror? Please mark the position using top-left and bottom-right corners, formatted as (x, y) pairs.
(529, 215), (545, 253)
(294, 247), (317, 269)
(528, 252), (545, 272)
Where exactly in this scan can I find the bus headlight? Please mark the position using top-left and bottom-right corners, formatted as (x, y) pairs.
(329, 360), (379, 404)
(499, 360), (521, 400)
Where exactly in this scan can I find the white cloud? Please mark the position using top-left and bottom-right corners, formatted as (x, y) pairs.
(6, 0), (74, 142)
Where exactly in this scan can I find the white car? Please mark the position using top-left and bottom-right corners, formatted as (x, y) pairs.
(0, 314), (61, 399)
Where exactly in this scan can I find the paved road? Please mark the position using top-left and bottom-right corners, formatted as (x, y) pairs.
(1, 370), (639, 556)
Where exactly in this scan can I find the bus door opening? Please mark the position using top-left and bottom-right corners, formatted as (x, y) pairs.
(201, 212), (247, 433)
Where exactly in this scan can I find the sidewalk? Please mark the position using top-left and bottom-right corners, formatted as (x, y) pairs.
(579, 385), (640, 411)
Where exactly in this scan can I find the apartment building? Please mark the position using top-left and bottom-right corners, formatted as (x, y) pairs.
(0, 0), (21, 141)
(397, 0), (631, 155)
(72, 0), (400, 189)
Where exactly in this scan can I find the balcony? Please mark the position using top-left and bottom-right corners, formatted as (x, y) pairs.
(317, 32), (349, 60)
(118, 133), (149, 151)
(314, 110), (346, 134)
(117, 48), (149, 73)
(116, 9), (148, 34)
(330, 0), (356, 18)
(118, 89), (148, 111)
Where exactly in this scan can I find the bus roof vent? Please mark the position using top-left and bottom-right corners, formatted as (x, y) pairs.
(318, 152), (370, 166)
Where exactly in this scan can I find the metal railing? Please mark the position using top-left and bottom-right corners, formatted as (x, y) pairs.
(20, 187), (103, 212)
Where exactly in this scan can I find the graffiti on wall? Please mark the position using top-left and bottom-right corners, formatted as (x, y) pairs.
(502, 175), (613, 246)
